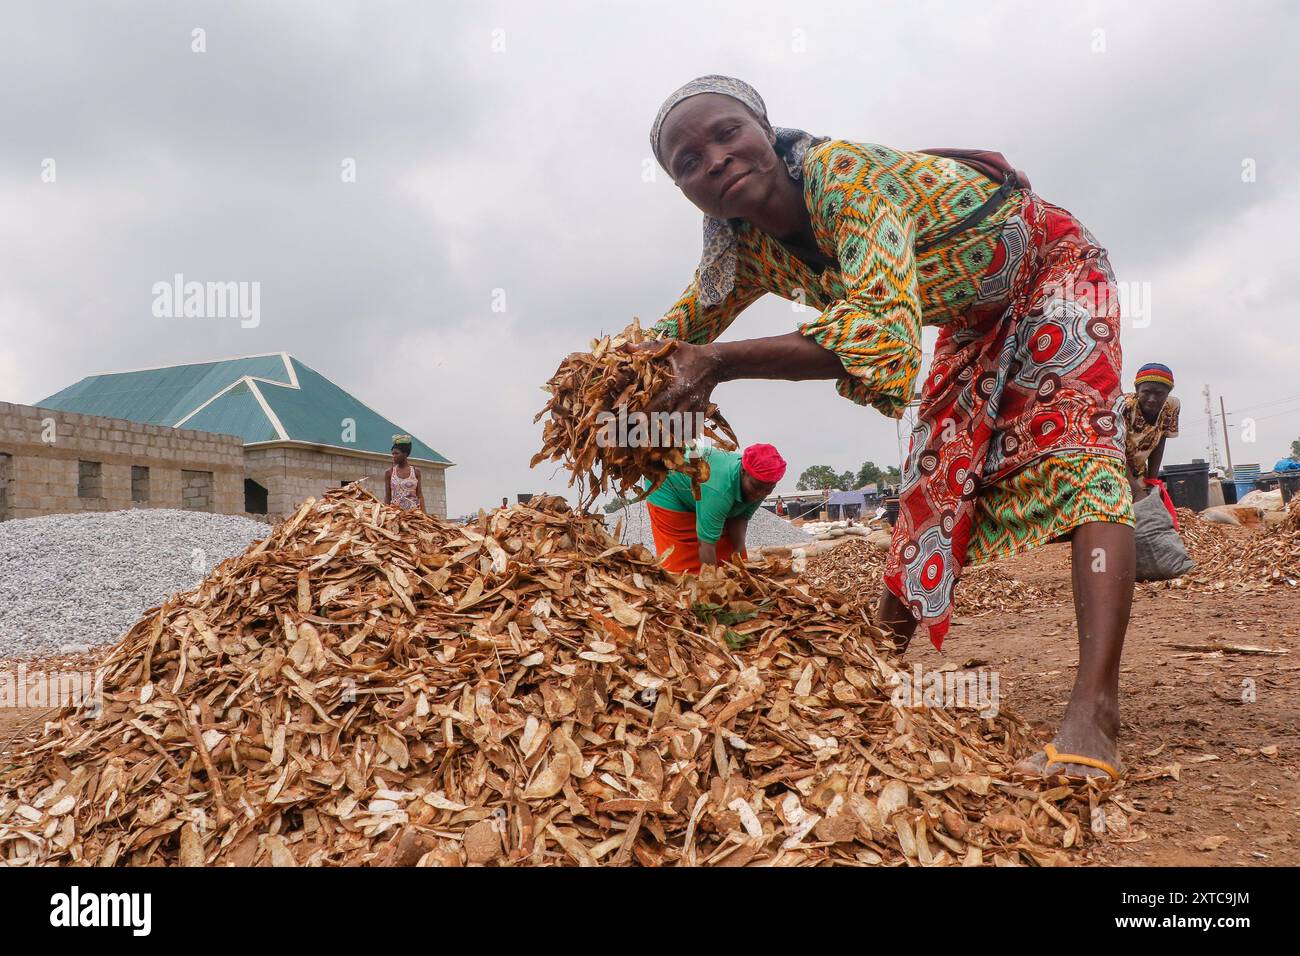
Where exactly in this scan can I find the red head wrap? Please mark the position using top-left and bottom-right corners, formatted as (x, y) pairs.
(741, 443), (787, 484)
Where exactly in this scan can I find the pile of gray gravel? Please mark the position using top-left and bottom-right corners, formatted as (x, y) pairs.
(605, 499), (813, 552)
(0, 509), (269, 659)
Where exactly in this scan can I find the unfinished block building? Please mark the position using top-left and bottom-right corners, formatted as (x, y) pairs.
(0, 353), (451, 521)
(0, 403), (244, 520)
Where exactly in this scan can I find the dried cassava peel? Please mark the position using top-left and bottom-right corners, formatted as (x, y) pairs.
(1, 485), (1106, 867)
(532, 320), (737, 506)
(1153, 500), (1300, 591)
(805, 539), (1049, 616)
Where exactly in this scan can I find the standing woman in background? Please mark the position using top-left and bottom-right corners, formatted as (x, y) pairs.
(384, 435), (425, 513)
(633, 75), (1134, 780)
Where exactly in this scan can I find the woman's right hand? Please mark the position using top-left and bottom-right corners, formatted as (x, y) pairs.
(644, 340), (724, 417)
(560, 336), (722, 417)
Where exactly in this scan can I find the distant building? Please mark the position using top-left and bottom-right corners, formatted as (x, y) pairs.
(857, 482), (889, 508)
(760, 490), (825, 520)
(0, 352), (451, 520)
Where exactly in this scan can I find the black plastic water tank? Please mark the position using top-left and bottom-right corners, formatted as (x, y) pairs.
(1279, 472), (1300, 505)
(1160, 461), (1210, 512)
(1220, 479), (1238, 505)
(883, 496), (901, 526)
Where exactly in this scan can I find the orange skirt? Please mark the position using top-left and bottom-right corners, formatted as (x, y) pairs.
(647, 503), (744, 574)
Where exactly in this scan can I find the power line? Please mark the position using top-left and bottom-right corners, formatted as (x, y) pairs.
(1251, 403), (1300, 423)
(1232, 391), (1300, 414)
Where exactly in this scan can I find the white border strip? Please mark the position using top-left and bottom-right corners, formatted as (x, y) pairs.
(83, 351), (295, 380)
(246, 380), (290, 441)
(172, 376), (249, 428)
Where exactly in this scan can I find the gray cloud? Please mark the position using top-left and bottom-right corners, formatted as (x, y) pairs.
(2, 0), (1298, 513)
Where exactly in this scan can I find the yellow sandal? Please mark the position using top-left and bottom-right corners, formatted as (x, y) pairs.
(1041, 742), (1121, 781)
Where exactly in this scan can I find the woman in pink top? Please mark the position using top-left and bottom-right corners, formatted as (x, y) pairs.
(384, 434), (425, 512)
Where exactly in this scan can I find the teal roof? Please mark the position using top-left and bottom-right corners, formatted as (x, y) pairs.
(38, 353), (451, 464)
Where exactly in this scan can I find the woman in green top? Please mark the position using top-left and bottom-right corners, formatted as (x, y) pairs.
(646, 444), (787, 573)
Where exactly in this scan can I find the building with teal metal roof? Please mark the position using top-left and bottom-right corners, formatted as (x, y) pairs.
(35, 353), (452, 516)
(39, 353), (450, 464)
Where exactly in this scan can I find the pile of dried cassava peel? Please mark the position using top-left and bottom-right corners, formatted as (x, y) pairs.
(805, 539), (1050, 616)
(1, 486), (1110, 867)
(532, 321), (737, 506)
(1166, 508), (1249, 565)
(1173, 499), (1300, 591)
(1144, 501), (1300, 592)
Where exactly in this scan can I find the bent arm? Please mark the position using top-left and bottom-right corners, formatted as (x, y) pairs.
(654, 276), (764, 346)
(711, 331), (845, 383)
(724, 515), (749, 555)
(796, 186), (923, 417)
(666, 192), (923, 416)
(1146, 436), (1167, 479)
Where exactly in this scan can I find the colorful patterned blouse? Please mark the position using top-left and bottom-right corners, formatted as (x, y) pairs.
(1122, 394), (1180, 478)
(389, 466), (420, 511)
(654, 140), (1026, 417)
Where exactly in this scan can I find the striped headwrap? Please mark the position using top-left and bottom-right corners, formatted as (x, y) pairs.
(1134, 363), (1174, 389)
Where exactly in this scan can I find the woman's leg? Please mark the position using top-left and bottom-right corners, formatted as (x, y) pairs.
(1016, 520), (1133, 777)
(875, 585), (919, 650)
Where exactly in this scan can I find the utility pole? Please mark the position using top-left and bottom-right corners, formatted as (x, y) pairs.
(896, 391), (923, 478)
(1203, 385), (1223, 472)
(1219, 395), (1234, 476)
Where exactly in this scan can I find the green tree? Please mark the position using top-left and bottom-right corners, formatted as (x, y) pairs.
(796, 465), (845, 491)
(883, 466), (902, 485)
(1291, 437), (1300, 461)
(856, 461), (883, 487)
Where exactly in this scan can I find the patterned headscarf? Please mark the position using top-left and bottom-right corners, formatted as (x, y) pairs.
(650, 75), (823, 308)
(1134, 363), (1174, 389)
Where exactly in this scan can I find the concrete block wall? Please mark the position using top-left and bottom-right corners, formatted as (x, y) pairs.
(131, 465), (149, 503)
(0, 452), (10, 521)
(245, 445), (449, 517)
(215, 470), (242, 514)
(0, 402), (245, 520)
(181, 469), (213, 511)
(1, 403), (449, 521)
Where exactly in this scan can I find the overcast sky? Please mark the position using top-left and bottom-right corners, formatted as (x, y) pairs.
(2, 0), (1298, 514)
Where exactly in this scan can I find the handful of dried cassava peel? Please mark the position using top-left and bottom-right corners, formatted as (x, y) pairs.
(0, 485), (1113, 867)
(532, 320), (737, 506)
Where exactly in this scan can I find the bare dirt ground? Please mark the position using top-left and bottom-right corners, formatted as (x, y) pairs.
(908, 542), (1299, 866)
(2, 541), (1296, 866)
